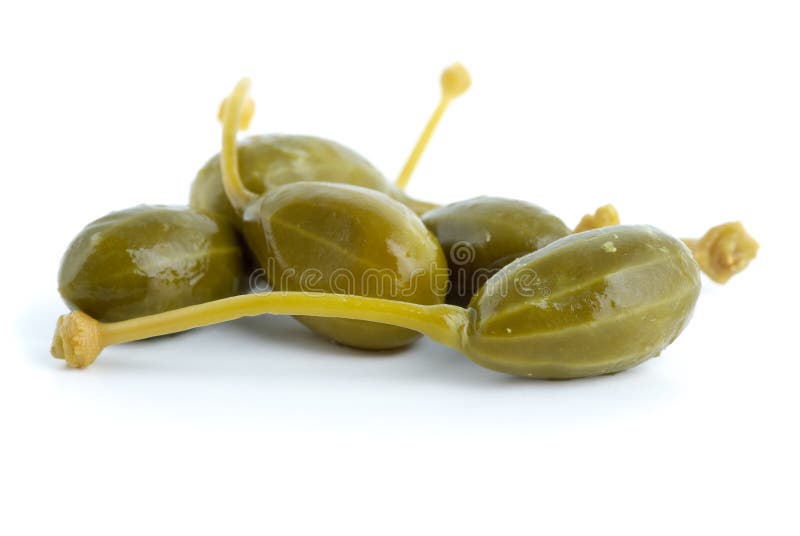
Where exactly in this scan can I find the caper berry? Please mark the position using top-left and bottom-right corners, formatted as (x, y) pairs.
(422, 196), (571, 306)
(244, 181), (446, 349)
(58, 206), (244, 322)
(462, 225), (701, 378)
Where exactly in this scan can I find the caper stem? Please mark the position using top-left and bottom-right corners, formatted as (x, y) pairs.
(681, 221), (759, 284)
(219, 78), (259, 214)
(395, 63), (471, 190)
(573, 204), (620, 233)
(52, 293), (469, 369)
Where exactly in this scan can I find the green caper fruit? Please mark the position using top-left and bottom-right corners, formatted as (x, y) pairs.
(58, 206), (244, 322)
(243, 182), (447, 349)
(461, 225), (701, 378)
(422, 197), (571, 306)
(191, 134), (435, 225)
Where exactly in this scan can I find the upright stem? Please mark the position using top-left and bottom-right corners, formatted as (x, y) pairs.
(395, 63), (471, 190)
(396, 99), (450, 190)
(219, 78), (258, 214)
(52, 293), (469, 369)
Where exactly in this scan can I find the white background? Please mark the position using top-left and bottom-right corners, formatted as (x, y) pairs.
(1, 1), (797, 534)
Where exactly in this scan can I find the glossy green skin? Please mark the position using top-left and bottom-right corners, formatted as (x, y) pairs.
(190, 134), (436, 227)
(462, 225), (701, 379)
(59, 206), (244, 322)
(243, 182), (447, 349)
(422, 197), (571, 307)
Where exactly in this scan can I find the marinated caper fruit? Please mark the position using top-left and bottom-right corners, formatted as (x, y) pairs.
(58, 206), (244, 322)
(461, 225), (701, 378)
(217, 78), (447, 350)
(244, 181), (447, 349)
(54, 225), (701, 379)
(422, 197), (571, 306)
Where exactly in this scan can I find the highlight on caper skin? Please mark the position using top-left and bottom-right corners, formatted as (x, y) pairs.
(53, 225), (702, 380)
(422, 196), (571, 306)
(217, 78), (448, 350)
(58, 205), (245, 322)
(190, 63), (470, 224)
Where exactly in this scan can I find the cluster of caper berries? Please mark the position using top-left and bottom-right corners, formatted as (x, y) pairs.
(52, 65), (758, 379)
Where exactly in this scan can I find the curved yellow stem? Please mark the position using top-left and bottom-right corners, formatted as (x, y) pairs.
(395, 63), (471, 190)
(51, 293), (468, 369)
(219, 78), (258, 214)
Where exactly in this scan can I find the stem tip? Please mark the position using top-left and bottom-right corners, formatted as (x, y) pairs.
(686, 221), (759, 284)
(441, 63), (471, 100)
(574, 204), (620, 233)
(51, 311), (103, 368)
